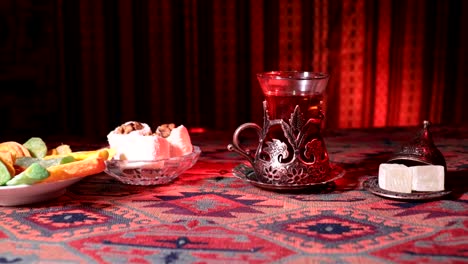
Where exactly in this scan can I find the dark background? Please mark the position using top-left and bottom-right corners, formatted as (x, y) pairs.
(1, 0), (467, 143)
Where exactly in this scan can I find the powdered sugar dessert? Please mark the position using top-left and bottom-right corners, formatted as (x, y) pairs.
(105, 121), (200, 185)
(107, 121), (193, 161)
(378, 163), (445, 193)
(157, 123), (193, 156)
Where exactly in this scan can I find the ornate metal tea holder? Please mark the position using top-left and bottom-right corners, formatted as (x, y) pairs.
(228, 101), (345, 190)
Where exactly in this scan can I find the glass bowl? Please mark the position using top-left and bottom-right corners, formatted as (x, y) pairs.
(104, 146), (201, 185)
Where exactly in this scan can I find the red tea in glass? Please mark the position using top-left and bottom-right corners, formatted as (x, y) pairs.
(265, 94), (323, 121)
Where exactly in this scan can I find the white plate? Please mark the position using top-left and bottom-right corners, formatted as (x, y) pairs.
(0, 176), (86, 206)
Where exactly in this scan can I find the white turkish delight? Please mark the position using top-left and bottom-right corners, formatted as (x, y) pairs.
(378, 163), (412, 193)
(108, 133), (170, 161)
(410, 165), (445, 192)
(166, 125), (193, 157)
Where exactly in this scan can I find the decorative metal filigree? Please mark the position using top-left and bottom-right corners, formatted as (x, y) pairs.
(228, 100), (331, 185)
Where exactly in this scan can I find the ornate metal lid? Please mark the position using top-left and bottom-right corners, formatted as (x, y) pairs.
(387, 120), (446, 168)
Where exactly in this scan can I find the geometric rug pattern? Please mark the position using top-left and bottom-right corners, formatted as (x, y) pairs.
(0, 127), (467, 263)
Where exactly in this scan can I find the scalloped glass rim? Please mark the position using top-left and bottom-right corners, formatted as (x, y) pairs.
(104, 146), (201, 185)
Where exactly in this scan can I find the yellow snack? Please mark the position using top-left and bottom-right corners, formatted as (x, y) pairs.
(55, 144), (73, 155)
(0, 141), (31, 158)
(45, 148), (110, 161)
(47, 148), (58, 156)
(40, 157), (106, 183)
(71, 149), (109, 160)
(47, 144), (72, 156)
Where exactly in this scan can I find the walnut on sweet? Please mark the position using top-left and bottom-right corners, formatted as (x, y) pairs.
(115, 121), (150, 135)
(156, 123), (176, 138)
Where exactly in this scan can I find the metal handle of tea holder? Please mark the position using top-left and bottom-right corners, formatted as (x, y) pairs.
(227, 122), (262, 165)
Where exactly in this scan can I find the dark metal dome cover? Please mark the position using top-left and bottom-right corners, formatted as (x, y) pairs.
(387, 120), (446, 168)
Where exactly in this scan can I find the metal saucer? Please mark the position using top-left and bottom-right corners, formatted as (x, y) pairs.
(363, 177), (452, 201)
(232, 163), (345, 191)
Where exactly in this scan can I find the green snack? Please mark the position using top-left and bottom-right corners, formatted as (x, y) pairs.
(15, 156), (76, 169)
(6, 163), (49, 186)
(51, 155), (76, 165)
(0, 161), (12, 185)
(23, 137), (48, 158)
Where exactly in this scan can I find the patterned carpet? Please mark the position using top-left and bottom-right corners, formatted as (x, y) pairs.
(0, 126), (467, 263)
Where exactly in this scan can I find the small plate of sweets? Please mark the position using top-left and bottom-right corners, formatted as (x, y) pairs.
(0, 138), (108, 206)
(104, 122), (201, 185)
(364, 121), (452, 201)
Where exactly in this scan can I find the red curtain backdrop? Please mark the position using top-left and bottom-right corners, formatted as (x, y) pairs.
(0, 0), (467, 140)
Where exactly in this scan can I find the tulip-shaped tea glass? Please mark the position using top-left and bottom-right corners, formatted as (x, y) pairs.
(228, 71), (341, 187)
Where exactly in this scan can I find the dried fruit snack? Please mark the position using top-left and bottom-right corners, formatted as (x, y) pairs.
(0, 137), (107, 186)
(0, 151), (15, 176)
(40, 157), (106, 183)
(0, 161), (12, 185)
(0, 141), (31, 158)
(23, 137), (48, 158)
(6, 163), (49, 186)
(15, 156), (76, 170)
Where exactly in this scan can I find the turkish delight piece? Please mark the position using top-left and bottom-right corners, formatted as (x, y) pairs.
(410, 165), (445, 192)
(167, 125), (193, 157)
(378, 163), (412, 193)
(107, 134), (170, 161)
